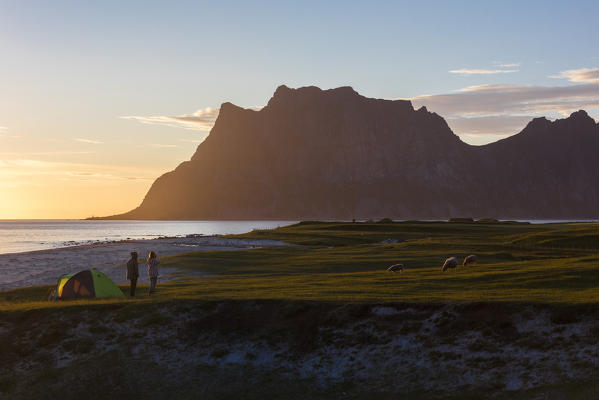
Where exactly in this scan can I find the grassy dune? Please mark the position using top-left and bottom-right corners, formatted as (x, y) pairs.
(3, 220), (599, 399)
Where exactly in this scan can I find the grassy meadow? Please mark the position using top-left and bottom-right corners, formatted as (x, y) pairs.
(161, 220), (599, 304)
(4, 220), (599, 399)
(4, 220), (599, 308)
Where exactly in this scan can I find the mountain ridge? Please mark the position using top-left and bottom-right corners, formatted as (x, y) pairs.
(100, 85), (599, 220)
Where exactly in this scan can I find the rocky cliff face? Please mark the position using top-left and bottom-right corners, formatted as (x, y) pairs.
(108, 85), (599, 220)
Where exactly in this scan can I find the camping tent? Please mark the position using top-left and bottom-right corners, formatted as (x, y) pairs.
(50, 269), (124, 300)
(55, 273), (74, 298)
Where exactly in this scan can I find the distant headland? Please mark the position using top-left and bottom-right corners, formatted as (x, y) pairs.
(96, 85), (599, 220)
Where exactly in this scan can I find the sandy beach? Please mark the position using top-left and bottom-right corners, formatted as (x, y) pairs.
(0, 236), (290, 291)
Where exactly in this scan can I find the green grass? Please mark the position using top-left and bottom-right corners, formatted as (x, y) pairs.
(3, 220), (599, 310)
(4, 220), (599, 399)
(154, 220), (599, 304)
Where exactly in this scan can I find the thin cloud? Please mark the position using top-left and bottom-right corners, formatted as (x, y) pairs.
(449, 68), (518, 75)
(410, 81), (599, 138)
(0, 133), (21, 139)
(121, 105), (263, 132)
(0, 151), (96, 156)
(0, 127), (22, 139)
(552, 67), (599, 83)
(64, 171), (151, 181)
(0, 158), (161, 182)
(121, 107), (219, 131)
(412, 83), (599, 117)
(74, 138), (103, 144)
(496, 63), (520, 68)
(445, 115), (534, 136)
(179, 138), (206, 143)
(146, 144), (179, 148)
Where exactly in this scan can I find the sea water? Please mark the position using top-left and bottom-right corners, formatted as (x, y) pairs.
(1, 219), (596, 255)
(0, 220), (296, 254)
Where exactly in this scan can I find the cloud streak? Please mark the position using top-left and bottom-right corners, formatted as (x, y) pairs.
(74, 138), (103, 144)
(0, 151), (96, 156)
(179, 138), (205, 143)
(449, 68), (518, 75)
(121, 105), (264, 132)
(495, 63), (520, 68)
(445, 115), (534, 136)
(0, 127), (22, 139)
(552, 67), (599, 83)
(121, 107), (220, 131)
(412, 83), (599, 117)
(0, 158), (162, 183)
(410, 78), (599, 141)
(145, 143), (179, 148)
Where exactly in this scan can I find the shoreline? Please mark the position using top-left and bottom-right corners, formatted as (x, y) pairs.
(0, 235), (291, 292)
(2, 219), (597, 255)
(0, 233), (240, 256)
(0, 220), (298, 255)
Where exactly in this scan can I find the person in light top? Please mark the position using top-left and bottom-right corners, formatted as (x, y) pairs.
(147, 251), (160, 295)
(126, 251), (139, 297)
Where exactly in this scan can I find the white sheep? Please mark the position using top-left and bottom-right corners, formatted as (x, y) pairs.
(441, 257), (458, 272)
(387, 263), (404, 273)
(463, 254), (478, 266)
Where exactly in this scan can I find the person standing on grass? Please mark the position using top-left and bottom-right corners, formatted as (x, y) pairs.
(147, 251), (160, 295)
(126, 251), (139, 297)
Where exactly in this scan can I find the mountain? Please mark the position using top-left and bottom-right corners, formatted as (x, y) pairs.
(105, 85), (599, 220)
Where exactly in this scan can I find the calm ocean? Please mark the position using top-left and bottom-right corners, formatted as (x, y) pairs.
(1, 219), (597, 255)
(0, 220), (296, 254)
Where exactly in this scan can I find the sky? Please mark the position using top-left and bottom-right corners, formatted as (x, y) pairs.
(1, 0), (599, 219)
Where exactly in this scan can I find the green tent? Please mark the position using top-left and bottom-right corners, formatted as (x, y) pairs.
(55, 273), (74, 298)
(50, 269), (124, 300)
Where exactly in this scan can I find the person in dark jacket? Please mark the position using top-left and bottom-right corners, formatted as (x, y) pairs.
(126, 251), (139, 297)
(147, 251), (160, 295)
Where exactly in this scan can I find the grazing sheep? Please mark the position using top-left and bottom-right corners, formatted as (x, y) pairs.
(441, 257), (458, 272)
(463, 254), (478, 266)
(387, 263), (404, 273)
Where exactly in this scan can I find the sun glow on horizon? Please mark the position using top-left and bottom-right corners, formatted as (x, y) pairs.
(1, 1), (598, 218)
(0, 156), (171, 219)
